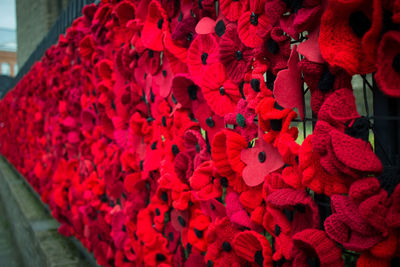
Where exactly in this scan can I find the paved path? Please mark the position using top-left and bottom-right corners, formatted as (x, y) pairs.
(0, 202), (23, 267)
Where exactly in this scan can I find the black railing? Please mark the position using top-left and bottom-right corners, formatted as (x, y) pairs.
(1, 0), (99, 97)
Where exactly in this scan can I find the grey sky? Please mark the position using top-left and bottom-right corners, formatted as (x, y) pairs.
(0, 0), (16, 30)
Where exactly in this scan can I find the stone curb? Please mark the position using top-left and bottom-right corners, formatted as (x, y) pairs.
(0, 155), (99, 267)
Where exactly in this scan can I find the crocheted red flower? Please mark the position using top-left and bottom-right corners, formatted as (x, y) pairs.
(219, 24), (253, 83)
(224, 99), (258, 142)
(211, 129), (248, 192)
(375, 31), (400, 97)
(220, 0), (249, 22)
(291, 229), (344, 266)
(141, 0), (169, 51)
(205, 217), (246, 267)
(171, 16), (198, 49)
(299, 135), (350, 196)
(201, 63), (241, 116)
(190, 160), (223, 200)
(265, 0), (322, 39)
(319, 0), (383, 74)
(233, 230), (273, 266)
(324, 193), (384, 251)
(188, 207), (210, 252)
(256, 27), (290, 74)
(187, 33), (219, 85)
(238, 0), (271, 48)
(299, 58), (352, 114)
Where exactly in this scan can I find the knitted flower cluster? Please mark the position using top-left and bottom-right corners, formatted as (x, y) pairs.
(0, 0), (399, 266)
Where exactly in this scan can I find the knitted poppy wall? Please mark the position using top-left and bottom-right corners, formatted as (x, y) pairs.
(0, 0), (399, 266)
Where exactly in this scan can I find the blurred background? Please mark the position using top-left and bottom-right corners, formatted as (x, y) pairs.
(0, 0), (71, 91)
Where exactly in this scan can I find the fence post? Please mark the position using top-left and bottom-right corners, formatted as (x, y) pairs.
(372, 79), (400, 166)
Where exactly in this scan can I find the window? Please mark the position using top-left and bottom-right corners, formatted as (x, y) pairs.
(1, 62), (10, 76)
(14, 64), (18, 75)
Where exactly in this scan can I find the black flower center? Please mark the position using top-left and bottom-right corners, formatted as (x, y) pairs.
(172, 144), (180, 156)
(207, 260), (214, 267)
(198, 0), (203, 9)
(161, 116), (167, 126)
(155, 208), (160, 216)
(215, 20), (226, 37)
(349, 11), (371, 38)
(206, 117), (215, 127)
(178, 215), (186, 227)
(157, 19), (164, 29)
(188, 84), (198, 100)
(235, 50), (243, 60)
(222, 241), (232, 252)
(187, 32), (193, 41)
(195, 143), (200, 152)
(267, 38), (279, 54)
(162, 70), (167, 77)
(258, 151), (266, 163)
(194, 228), (204, 238)
(392, 53), (400, 73)
(250, 12), (258, 26)
(161, 191), (168, 202)
(219, 86), (225, 95)
(151, 141), (157, 150)
(168, 232), (174, 241)
(148, 50), (154, 58)
(275, 225), (281, 236)
(156, 253), (166, 262)
(201, 52), (208, 65)
(236, 113), (246, 127)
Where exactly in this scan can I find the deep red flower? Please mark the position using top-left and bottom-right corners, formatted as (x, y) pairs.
(141, 0), (169, 51)
(205, 217), (246, 267)
(375, 31), (400, 97)
(201, 63), (241, 116)
(187, 33), (220, 85)
(219, 24), (253, 83)
(319, 0), (382, 74)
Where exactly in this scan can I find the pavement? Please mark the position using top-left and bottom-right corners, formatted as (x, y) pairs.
(0, 201), (23, 267)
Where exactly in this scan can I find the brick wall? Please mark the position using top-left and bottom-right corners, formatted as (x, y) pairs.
(16, 0), (70, 67)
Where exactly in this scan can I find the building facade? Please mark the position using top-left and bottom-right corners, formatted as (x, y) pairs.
(16, 0), (70, 67)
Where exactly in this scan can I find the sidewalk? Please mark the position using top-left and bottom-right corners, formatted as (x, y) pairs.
(0, 201), (22, 267)
(0, 156), (97, 267)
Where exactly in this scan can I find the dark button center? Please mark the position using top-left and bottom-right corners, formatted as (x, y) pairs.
(222, 241), (232, 252)
(157, 19), (164, 29)
(250, 12), (258, 26)
(187, 84), (198, 100)
(205, 117), (215, 127)
(219, 86), (225, 95)
(392, 53), (400, 73)
(201, 52), (208, 65)
(258, 151), (266, 163)
(235, 50), (243, 60)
